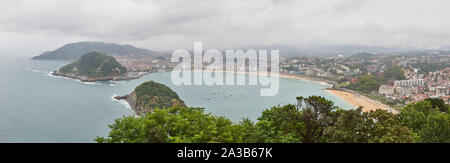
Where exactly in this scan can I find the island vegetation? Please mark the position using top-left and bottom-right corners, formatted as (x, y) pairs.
(53, 52), (128, 82)
(97, 96), (449, 143)
(115, 81), (186, 115)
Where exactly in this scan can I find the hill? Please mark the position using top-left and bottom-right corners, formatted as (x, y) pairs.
(239, 45), (423, 57)
(32, 42), (161, 60)
(115, 81), (186, 115)
(53, 52), (127, 81)
(348, 52), (378, 60)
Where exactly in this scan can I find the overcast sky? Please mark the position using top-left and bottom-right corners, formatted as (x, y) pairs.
(1, 0), (450, 56)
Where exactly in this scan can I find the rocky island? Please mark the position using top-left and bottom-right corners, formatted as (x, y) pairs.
(52, 52), (133, 82)
(114, 81), (186, 115)
(34, 42), (174, 81)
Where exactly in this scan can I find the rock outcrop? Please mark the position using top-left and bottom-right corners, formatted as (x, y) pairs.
(115, 81), (186, 115)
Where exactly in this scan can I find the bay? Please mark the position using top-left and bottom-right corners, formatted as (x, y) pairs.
(0, 57), (353, 142)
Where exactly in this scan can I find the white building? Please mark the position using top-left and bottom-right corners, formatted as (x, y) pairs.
(396, 87), (415, 96)
(394, 79), (425, 87)
(379, 85), (396, 95)
(436, 86), (448, 96)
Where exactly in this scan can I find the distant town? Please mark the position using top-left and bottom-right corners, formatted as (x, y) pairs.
(279, 51), (450, 107)
(113, 50), (450, 108)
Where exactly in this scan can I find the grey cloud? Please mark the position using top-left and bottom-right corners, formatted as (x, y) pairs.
(0, 0), (450, 52)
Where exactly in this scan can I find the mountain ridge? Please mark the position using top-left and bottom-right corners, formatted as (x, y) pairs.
(32, 41), (163, 60)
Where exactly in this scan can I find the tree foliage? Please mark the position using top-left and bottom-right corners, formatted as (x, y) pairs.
(383, 66), (405, 81)
(134, 81), (186, 110)
(400, 101), (450, 143)
(347, 75), (381, 93)
(97, 106), (245, 143)
(425, 98), (449, 113)
(59, 52), (127, 78)
(412, 62), (449, 74)
(98, 96), (450, 143)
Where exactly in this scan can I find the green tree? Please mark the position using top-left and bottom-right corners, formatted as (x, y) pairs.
(324, 108), (369, 143)
(400, 101), (450, 143)
(425, 98), (449, 113)
(324, 108), (417, 143)
(95, 116), (152, 143)
(348, 75), (381, 93)
(254, 104), (303, 143)
(233, 118), (258, 143)
(418, 112), (450, 143)
(366, 110), (418, 143)
(98, 96), (448, 143)
(96, 106), (245, 143)
(383, 66), (405, 82)
(412, 62), (448, 74)
(252, 96), (338, 143)
(296, 96), (337, 143)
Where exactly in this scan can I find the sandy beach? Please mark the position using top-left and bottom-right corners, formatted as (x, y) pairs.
(201, 70), (335, 87)
(327, 89), (396, 113)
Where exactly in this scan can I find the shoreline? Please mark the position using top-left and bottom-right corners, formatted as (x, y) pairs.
(113, 95), (140, 117)
(116, 70), (390, 115)
(200, 70), (337, 87)
(51, 71), (148, 82)
(53, 68), (393, 114)
(52, 68), (336, 87)
(110, 70), (339, 117)
(326, 89), (397, 114)
(220, 70), (396, 113)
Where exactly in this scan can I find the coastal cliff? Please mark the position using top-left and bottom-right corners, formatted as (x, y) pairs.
(115, 81), (186, 115)
(52, 52), (129, 82)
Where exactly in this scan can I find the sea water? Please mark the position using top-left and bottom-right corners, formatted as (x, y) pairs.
(0, 56), (353, 142)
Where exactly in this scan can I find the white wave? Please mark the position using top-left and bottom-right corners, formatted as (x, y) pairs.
(26, 68), (49, 74)
(47, 72), (70, 79)
(319, 82), (332, 87)
(47, 72), (103, 85)
(79, 81), (102, 85)
(112, 95), (130, 109)
(111, 95), (135, 115)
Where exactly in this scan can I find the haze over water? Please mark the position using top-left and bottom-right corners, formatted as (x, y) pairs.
(0, 56), (353, 143)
